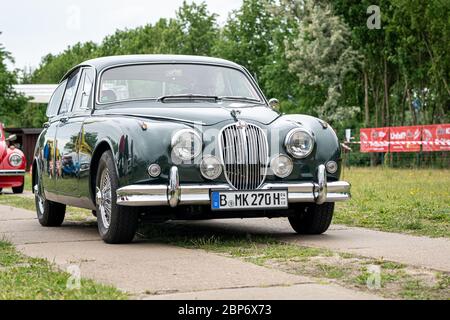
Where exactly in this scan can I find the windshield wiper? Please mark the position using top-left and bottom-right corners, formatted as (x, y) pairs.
(157, 94), (219, 103)
(218, 96), (262, 104)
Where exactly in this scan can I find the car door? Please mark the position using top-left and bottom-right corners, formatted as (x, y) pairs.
(53, 68), (86, 201)
(41, 80), (67, 196)
(72, 68), (97, 207)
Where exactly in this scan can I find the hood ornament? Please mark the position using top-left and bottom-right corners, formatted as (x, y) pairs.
(230, 109), (241, 122)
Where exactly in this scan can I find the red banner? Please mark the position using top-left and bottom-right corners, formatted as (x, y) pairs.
(360, 124), (450, 153)
(422, 124), (450, 152)
(389, 126), (422, 153)
(360, 128), (389, 153)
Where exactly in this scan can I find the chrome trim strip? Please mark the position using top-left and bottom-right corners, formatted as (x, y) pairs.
(116, 180), (351, 207)
(0, 170), (26, 176)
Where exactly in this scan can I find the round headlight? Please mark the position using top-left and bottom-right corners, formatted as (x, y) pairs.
(171, 129), (202, 161)
(9, 154), (23, 167)
(270, 154), (293, 178)
(285, 128), (315, 159)
(200, 155), (222, 180)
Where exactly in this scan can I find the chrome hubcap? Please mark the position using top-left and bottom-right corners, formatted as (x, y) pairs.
(97, 169), (112, 229)
(34, 184), (45, 214)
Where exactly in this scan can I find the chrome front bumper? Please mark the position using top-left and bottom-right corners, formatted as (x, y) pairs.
(0, 170), (26, 177)
(117, 165), (351, 207)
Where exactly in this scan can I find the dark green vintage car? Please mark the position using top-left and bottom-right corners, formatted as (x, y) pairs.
(32, 55), (351, 244)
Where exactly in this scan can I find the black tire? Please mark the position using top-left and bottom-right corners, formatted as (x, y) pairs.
(0, 188), (2, 193)
(35, 179), (66, 227)
(96, 150), (138, 244)
(288, 203), (335, 235)
(12, 184), (24, 194)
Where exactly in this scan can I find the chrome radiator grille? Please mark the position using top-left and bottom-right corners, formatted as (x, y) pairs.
(219, 123), (268, 190)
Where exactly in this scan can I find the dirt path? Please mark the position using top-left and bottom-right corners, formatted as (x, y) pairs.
(174, 219), (450, 272)
(0, 205), (381, 300)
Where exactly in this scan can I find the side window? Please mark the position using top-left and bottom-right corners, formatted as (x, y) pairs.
(46, 80), (67, 118)
(59, 69), (81, 115)
(73, 68), (95, 112)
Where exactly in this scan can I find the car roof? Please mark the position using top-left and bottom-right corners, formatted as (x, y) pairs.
(63, 54), (244, 81)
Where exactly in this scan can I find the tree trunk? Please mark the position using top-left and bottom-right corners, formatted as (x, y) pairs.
(369, 73), (380, 128)
(383, 57), (390, 127)
(401, 82), (407, 126)
(364, 70), (370, 127)
(405, 79), (417, 125)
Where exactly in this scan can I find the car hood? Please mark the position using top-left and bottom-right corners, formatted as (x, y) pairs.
(96, 102), (281, 126)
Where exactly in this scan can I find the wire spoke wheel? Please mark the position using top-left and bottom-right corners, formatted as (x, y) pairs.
(97, 168), (112, 229)
(34, 182), (45, 215)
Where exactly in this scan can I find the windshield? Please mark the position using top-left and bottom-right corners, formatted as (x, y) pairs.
(99, 64), (260, 104)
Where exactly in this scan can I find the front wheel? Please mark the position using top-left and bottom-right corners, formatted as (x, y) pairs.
(96, 151), (138, 244)
(288, 203), (335, 235)
(35, 181), (66, 227)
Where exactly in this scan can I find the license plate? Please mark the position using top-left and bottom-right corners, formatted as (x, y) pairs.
(211, 190), (288, 211)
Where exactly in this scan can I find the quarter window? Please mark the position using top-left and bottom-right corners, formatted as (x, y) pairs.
(59, 69), (81, 115)
(46, 80), (67, 118)
(73, 68), (95, 112)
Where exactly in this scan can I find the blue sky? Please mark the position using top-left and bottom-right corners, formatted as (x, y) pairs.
(0, 0), (242, 70)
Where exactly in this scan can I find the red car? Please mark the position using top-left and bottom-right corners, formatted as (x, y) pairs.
(0, 123), (26, 194)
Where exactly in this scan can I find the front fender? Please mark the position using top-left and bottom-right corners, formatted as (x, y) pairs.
(270, 114), (342, 181)
(83, 116), (194, 190)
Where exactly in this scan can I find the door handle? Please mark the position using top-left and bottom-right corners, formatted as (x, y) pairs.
(60, 117), (69, 123)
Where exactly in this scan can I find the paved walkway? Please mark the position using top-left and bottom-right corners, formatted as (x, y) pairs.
(175, 219), (450, 272)
(0, 205), (381, 300)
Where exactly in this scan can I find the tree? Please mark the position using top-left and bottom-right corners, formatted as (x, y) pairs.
(215, 0), (279, 78)
(176, 1), (218, 56)
(32, 41), (98, 84)
(286, 1), (362, 125)
(0, 34), (29, 127)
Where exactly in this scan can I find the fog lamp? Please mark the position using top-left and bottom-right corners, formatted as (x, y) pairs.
(270, 154), (293, 178)
(200, 155), (222, 180)
(326, 161), (338, 174)
(148, 164), (161, 178)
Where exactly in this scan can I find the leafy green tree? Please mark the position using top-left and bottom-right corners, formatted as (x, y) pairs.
(0, 34), (29, 127)
(215, 0), (279, 78)
(176, 1), (218, 56)
(31, 42), (98, 84)
(286, 0), (362, 125)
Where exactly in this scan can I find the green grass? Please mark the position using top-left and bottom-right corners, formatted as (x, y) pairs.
(0, 241), (127, 300)
(336, 168), (450, 238)
(24, 173), (32, 191)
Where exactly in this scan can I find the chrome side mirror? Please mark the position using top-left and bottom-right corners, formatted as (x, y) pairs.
(268, 98), (280, 109)
(6, 134), (17, 142)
